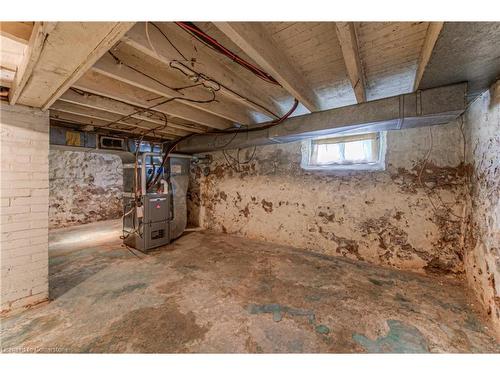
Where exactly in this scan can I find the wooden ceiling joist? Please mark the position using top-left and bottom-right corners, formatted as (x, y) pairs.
(9, 22), (56, 105)
(214, 22), (320, 112)
(50, 100), (190, 137)
(335, 22), (366, 103)
(9, 22), (135, 109)
(49, 110), (177, 140)
(0, 22), (34, 44)
(92, 52), (255, 125)
(74, 70), (231, 130)
(413, 22), (444, 91)
(120, 23), (281, 119)
(58, 89), (206, 134)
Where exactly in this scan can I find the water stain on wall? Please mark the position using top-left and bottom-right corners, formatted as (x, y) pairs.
(463, 86), (500, 338)
(188, 122), (467, 276)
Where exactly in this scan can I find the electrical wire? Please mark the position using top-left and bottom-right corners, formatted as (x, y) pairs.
(102, 89), (217, 129)
(108, 51), (197, 95)
(418, 127), (464, 221)
(146, 22), (279, 119)
(147, 98), (299, 189)
(148, 22), (188, 61)
(175, 22), (281, 86)
(69, 87), (204, 134)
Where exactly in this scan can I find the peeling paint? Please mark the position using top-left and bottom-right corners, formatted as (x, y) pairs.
(188, 122), (467, 275)
(49, 150), (123, 229)
(463, 84), (500, 339)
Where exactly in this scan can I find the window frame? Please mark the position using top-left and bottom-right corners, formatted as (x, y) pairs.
(301, 131), (387, 171)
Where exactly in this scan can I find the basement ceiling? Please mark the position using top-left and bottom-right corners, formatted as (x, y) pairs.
(1, 21), (499, 141)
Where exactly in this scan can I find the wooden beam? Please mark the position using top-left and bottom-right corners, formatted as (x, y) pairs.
(74, 70), (231, 130)
(413, 22), (444, 91)
(49, 110), (176, 140)
(0, 22), (34, 44)
(51, 101), (190, 137)
(92, 52), (255, 124)
(9, 22), (135, 109)
(0, 68), (15, 88)
(41, 22), (135, 110)
(58, 89), (206, 134)
(9, 22), (56, 105)
(335, 22), (366, 103)
(214, 22), (320, 112)
(121, 23), (281, 119)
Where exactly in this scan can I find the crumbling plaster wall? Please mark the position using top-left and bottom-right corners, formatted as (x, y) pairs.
(49, 150), (123, 229)
(188, 121), (467, 275)
(463, 83), (500, 338)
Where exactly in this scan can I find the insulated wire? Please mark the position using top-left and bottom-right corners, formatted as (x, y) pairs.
(146, 22), (279, 119)
(418, 127), (464, 221)
(147, 98), (299, 189)
(175, 22), (281, 86)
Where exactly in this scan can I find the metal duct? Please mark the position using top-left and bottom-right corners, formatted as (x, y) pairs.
(175, 83), (467, 154)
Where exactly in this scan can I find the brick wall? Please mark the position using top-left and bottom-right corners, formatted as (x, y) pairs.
(1, 102), (50, 312)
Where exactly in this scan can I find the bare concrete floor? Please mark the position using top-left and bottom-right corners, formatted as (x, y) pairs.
(1, 220), (499, 353)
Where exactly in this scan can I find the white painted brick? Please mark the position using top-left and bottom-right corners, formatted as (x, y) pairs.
(30, 188), (49, 197)
(0, 155), (31, 165)
(31, 252), (47, 262)
(0, 238), (30, 251)
(31, 205), (49, 213)
(1, 255), (32, 269)
(30, 179), (49, 189)
(32, 172), (48, 180)
(1, 228), (46, 241)
(30, 219), (49, 230)
(2, 287), (31, 301)
(0, 212), (47, 224)
(0, 172), (32, 181)
(2, 267), (47, 286)
(0, 188), (31, 198)
(0, 205), (30, 216)
(1, 102), (49, 312)
(9, 196), (49, 206)
(1, 220), (31, 233)
(1, 145), (49, 157)
(1, 274), (47, 295)
(10, 197), (31, 207)
(1, 179), (33, 189)
(30, 235), (48, 245)
(1, 244), (48, 258)
(31, 283), (48, 296)
(4, 258), (48, 274)
(7, 292), (48, 310)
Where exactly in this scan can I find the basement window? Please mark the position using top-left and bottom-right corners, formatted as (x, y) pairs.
(301, 131), (386, 171)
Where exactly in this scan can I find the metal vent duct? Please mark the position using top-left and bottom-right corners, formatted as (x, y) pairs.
(176, 83), (467, 154)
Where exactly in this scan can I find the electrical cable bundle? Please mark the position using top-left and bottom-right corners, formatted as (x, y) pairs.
(175, 22), (281, 86)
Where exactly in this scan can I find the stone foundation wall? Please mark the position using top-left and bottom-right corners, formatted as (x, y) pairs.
(463, 83), (500, 338)
(189, 121), (467, 276)
(49, 150), (123, 229)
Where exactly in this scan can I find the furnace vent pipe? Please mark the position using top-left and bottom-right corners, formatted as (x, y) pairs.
(175, 83), (467, 154)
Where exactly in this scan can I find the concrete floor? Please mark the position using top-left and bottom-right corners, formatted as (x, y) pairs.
(1, 220), (499, 353)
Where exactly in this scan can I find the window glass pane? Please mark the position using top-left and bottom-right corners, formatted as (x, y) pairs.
(316, 143), (342, 164)
(306, 132), (383, 169)
(344, 139), (377, 162)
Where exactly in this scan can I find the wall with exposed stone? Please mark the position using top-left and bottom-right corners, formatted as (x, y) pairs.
(49, 149), (123, 229)
(463, 82), (500, 339)
(188, 121), (467, 276)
